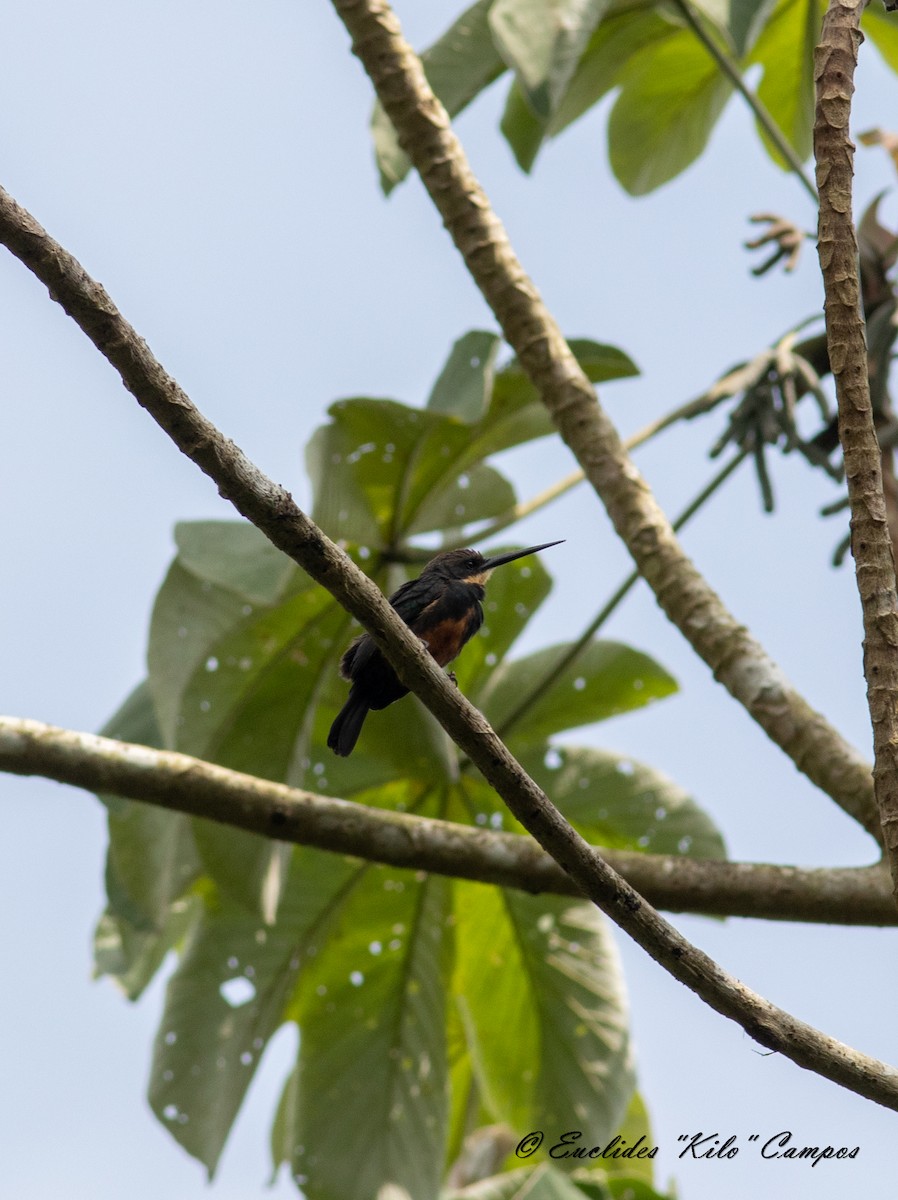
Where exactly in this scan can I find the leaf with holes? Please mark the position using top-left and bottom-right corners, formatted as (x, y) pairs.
(289, 869), (453, 1200)
(149, 847), (360, 1177)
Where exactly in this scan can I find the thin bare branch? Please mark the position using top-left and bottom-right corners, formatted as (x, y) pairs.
(327, 0), (880, 841)
(0, 715), (892, 924)
(814, 0), (898, 905)
(1, 183), (897, 1111)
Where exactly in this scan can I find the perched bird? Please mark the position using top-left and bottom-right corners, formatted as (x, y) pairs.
(327, 540), (563, 756)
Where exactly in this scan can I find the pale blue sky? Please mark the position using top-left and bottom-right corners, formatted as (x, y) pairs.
(2, 2), (897, 1196)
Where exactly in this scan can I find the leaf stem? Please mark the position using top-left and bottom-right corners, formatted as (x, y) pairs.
(672, 0), (819, 205)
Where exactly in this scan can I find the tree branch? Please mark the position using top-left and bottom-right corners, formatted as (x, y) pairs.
(327, 0), (880, 842)
(814, 0), (898, 904)
(0, 715), (893, 924)
(2, 188), (898, 1112)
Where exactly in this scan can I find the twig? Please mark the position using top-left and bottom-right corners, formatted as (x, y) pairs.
(327, 0), (879, 840)
(814, 0), (898, 906)
(0, 715), (892, 924)
(0, 170), (896, 1111)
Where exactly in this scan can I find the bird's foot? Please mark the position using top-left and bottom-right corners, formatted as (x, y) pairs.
(447, 671), (458, 687)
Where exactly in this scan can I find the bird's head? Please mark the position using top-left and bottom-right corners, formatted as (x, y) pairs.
(423, 541), (564, 585)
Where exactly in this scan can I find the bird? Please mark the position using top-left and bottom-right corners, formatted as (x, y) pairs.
(327, 540), (564, 756)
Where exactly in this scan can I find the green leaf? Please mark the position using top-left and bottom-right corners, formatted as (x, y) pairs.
(93, 680), (204, 996)
(292, 869), (453, 1200)
(174, 520), (296, 606)
(308, 399), (518, 545)
(500, 340), (639, 386)
(501, 78), (549, 172)
(608, 27), (733, 194)
(489, 0), (612, 119)
(749, 0), (820, 168)
(100, 682), (199, 931)
(482, 338), (637, 454)
(149, 847), (360, 1177)
(428, 330), (503, 422)
(453, 883), (634, 1143)
(373, 0), (507, 193)
(566, 339), (641, 383)
(93, 897), (201, 1001)
(602, 1090), (657, 1183)
(481, 639), (677, 748)
(863, 6), (898, 75)
(549, 7), (678, 137)
(147, 523), (354, 914)
(520, 746), (727, 859)
(309, 340), (635, 550)
(98, 680), (201, 928)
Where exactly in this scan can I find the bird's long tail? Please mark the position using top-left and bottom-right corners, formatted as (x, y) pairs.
(327, 692), (370, 757)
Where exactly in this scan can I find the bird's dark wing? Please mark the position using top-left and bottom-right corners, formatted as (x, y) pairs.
(340, 573), (442, 679)
(408, 584), (484, 667)
(387, 574), (443, 623)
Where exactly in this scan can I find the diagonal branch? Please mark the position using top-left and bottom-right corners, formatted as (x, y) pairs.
(328, 0), (880, 841)
(1, 186), (898, 1110)
(0, 715), (893, 924)
(814, 0), (898, 905)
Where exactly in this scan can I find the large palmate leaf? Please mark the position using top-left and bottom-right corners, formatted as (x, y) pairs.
(428, 330), (504, 422)
(149, 847), (361, 1176)
(308, 333), (636, 553)
(502, 4), (674, 170)
(97, 343), (720, 1196)
(308, 398), (518, 545)
(146, 520), (353, 915)
(289, 869), (453, 1200)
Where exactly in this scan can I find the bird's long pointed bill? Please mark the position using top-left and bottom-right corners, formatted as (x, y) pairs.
(481, 540), (565, 571)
